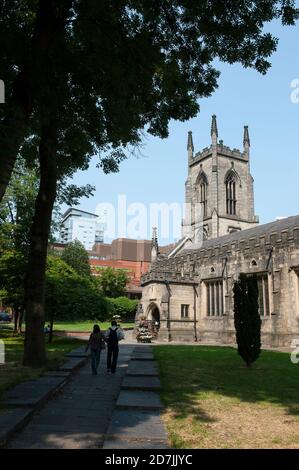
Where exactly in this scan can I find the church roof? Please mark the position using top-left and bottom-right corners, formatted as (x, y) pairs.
(181, 215), (299, 255)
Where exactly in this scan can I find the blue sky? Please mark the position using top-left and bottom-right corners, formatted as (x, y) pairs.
(68, 16), (299, 245)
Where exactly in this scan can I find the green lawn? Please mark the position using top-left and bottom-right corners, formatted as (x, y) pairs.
(0, 330), (84, 400)
(52, 321), (135, 332)
(154, 346), (299, 449)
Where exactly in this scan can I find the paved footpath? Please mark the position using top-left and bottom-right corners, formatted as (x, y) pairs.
(8, 341), (168, 449)
(8, 345), (135, 449)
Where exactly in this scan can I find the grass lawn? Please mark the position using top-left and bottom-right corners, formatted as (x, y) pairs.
(154, 346), (299, 449)
(52, 321), (135, 332)
(0, 330), (84, 400)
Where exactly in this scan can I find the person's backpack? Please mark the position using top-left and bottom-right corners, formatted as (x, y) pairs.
(107, 328), (119, 347)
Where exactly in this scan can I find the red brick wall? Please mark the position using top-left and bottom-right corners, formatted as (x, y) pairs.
(89, 259), (150, 290)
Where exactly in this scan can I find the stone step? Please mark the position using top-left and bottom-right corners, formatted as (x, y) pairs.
(116, 391), (163, 411)
(130, 354), (154, 361)
(0, 377), (66, 408)
(43, 371), (71, 378)
(59, 357), (87, 372)
(121, 376), (161, 391)
(0, 407), (34, 448)
(126, 362), (158, 377)
(133, 346), (152, 353)
(64, 347), (89, 358)
(106, 409), (167, 441)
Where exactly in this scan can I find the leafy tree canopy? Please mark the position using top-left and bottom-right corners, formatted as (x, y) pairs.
(0, 249), (27, 309)
(45, 255), (108, 322)
(94, 267), (129, 298)
(1, 0), (298, 193)
(61, 240), (91, 277)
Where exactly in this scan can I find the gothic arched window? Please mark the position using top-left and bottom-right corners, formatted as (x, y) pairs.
(225, 172), (237, 215)
(197, 172), (208, 217)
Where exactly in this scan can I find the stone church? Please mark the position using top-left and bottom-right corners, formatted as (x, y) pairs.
(140, 116), (299, 347)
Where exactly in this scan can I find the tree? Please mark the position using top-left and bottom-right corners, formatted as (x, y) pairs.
(1, 0), (298, 199)
(45, 256), (108, 342)
(61, 240), (91, 278)
(94, 267), (129, 298)
(2, 1), (298, 366)
(0, 249), (27, 332)
(233, 273), (261, 367)
(0, 0), (74, 201)
(0, 157), (39, 253)
(0, 156), (92, 337)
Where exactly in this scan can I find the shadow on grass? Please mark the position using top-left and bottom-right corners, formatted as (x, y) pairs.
(153, 345), (299, 421)
(0, 331), (85, 398)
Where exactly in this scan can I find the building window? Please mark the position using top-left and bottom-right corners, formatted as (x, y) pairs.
(181, 304), (189, 319)
(257, 274), (270, 317)
(206, 280), (224, 316)
(226, 174), (237, 215)
(197, 172), (208, 218)
(200, 181), (207, 217)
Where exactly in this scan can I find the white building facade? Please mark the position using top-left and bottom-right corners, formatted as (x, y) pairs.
(60, 208), (105, 250)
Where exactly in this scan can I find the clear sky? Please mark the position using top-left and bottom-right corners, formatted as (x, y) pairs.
(67, 15), (299, 245)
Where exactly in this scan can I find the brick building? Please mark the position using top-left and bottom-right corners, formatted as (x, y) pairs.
(90, 238), (174, 298)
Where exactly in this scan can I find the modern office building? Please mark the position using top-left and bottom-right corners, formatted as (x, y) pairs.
(60, 208), (105, 250)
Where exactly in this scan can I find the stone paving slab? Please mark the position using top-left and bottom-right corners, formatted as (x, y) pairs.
(126, 362), (158, 377)
(116, 391), (163, 410)
(103, 438), (167, 449)
(133, 345), (152, 352)
(0, 376), (66, 408)
(121, 376), (161, 391)
(43, 371), (71, 378)
(3, 343), (168, 449)
(59, 357), (87, 372)
(11, 430), (104, 449)
(130, 353), (154, 361)
(8, 345), (136, 449)
(0, 408), (34, 447)
(106, 409), (167, 441)
(64, 346), (89, 358)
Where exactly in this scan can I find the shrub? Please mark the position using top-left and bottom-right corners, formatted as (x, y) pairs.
(233, 273), (261, 367)
(45, 256), (108, 322)
(106, 296), (138, 322)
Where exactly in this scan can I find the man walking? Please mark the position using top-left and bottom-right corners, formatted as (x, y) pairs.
(105, 320), (125, 374)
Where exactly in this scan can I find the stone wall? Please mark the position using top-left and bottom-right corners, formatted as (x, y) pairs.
(141, 217), (299, 347)
(182, 141), (259, 241)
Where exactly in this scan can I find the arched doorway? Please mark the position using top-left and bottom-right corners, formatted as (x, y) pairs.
(147, 303), (161, 337)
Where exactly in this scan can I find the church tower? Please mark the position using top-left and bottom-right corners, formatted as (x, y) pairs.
(182, 116), (259, 242)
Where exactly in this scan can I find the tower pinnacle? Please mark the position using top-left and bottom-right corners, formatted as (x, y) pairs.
(211, 115), (218, 146)
(243, 125), (250, 147)
(151, 227), (159, 262)
(187, 131), (194, 153)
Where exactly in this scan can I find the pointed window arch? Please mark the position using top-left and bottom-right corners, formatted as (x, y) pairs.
(196, 171), (208, 217)
(225, 170), (239, 215)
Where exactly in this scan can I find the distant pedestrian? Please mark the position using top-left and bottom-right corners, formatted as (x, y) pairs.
(86, 325), (105, 375)
(44, 324), (50, 334)
(105, 321), (125, 374)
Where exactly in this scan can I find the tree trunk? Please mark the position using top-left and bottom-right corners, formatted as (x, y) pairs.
(23, 117), (58, 367)
(13, 307), (20, 334)
(0, 0), (73, 202)
(18, 307), (25, 334)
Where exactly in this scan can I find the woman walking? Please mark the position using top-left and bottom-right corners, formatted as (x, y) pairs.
(85, 325), (105, 375)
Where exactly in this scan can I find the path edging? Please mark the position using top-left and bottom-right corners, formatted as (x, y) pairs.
(0, 348), (89, 448)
